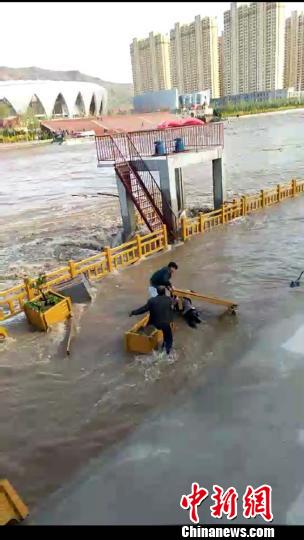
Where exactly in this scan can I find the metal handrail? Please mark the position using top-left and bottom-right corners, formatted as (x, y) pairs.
(125, 133), (178, 234)
(110, 135), (164, 233)
(95, 123), (224, 162)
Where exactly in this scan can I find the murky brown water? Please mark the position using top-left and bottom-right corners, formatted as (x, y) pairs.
(1, 109), (304, 287)
(1, 110), (304, 511)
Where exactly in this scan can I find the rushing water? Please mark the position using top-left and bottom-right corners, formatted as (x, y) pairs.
(1, 109), (304, 511)
(1, 109), (304, 287)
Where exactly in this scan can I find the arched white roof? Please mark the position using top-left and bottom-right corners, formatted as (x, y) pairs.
(0, 80), (107, 117)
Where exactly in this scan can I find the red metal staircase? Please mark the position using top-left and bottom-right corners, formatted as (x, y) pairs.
(110, 134), (177, 240)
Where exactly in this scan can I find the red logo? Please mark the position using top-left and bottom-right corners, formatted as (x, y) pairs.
(210, 485), (238, 520)
(180, 482), (209, 524)
(180, 483), (273, 524)
(243, 484), (273, 522)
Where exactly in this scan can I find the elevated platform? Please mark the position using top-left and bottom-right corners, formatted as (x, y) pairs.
(95, 124), (225, 240)
(95, 123), (224, 163)
(97, 145), (223, 169)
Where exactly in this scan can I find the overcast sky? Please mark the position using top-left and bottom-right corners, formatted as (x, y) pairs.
(2, 2), (304, 83)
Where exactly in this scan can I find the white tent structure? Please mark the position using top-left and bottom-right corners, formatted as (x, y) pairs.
(0, 80), (107, 118)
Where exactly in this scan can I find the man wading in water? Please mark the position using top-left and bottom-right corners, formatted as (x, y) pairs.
(148, 261), (178, 298)
(129, 286), (174, 355)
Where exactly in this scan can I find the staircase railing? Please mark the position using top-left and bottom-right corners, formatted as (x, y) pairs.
(110, 134), (177, 239)
(110, 136), (164, 233)
(125, 133), (177, 236)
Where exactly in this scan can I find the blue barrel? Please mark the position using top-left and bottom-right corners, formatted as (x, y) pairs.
(174, 137), (185, 153)
(154, 140), (165, 155)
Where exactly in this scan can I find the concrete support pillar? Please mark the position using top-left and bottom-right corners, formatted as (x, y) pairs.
(175, 167), (186, 212)
(212, 157), (226, 210)
(157, 161), (180, 234)
(146, 160), (187, 233)
(155, 161), (179, 216)
(116, 173), (137, 240)
(115, 151), (224, 237)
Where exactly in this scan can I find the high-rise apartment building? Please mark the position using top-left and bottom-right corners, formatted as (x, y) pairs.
(265, 2), (285, 90)
(130, 32), (171, 96)
(284, 11), (304, 90)
(170, 16), (220, 98)
(223, 2), (285, 96)
(218, 33), (224, 97)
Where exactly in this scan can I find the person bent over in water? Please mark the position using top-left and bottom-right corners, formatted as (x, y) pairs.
(174, 296), (202, 328)
(148, 261), (178, 299)
(129, 286), (174, 355)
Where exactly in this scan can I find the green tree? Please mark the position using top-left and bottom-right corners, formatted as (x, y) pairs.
(19, 109), (40, 129)
(0, 102), (10, 119)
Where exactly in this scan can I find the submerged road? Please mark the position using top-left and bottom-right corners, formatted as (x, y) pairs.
(25, 195), (304, 525)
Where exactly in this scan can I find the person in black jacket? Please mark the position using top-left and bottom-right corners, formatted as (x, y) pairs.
(129, 286), (174, 354)
(148, 261), (178, 298)
(180, 297), (202, 328)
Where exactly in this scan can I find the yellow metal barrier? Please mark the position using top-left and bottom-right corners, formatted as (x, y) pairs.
(181, 179), (304, 241)
(0, 283), (28, 320)
(0, 327), (8, 341)
(74, 252), (109, 281)
(0, 227), (168, 322)
(0, 479), (29, 525)
(173, 288), (238, 314)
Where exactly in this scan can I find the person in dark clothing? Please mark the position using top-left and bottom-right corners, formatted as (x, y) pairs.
(129, 286), (174, 354)
(172, 295), (202, 328)
(148, 261), (178, 298)
(180, 297), (202, 328)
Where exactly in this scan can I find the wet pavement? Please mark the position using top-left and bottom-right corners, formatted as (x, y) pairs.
(31, 299), (304, 525)
(31, 199), (304, 525)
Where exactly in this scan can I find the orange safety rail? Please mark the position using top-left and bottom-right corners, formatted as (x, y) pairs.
(73, 252), (109, 281)
(245, 193), (263, 213)
(140, 227), (168, 256)
(111, 238), (140, 269)
(40, 266), (71, 289)
(0, 283), (28, 320)
(204, 208), (223, 231)
(264, 188), (278, 206)
(181, 179), (301, 241)
(296, 179), (304, 193)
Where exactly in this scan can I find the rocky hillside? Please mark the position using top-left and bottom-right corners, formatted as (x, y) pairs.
(0, 66), (133, 111)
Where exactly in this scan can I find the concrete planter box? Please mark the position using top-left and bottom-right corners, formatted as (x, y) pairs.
(24, 290), (72, 331)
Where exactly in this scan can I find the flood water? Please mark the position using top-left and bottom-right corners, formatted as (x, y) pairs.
(1, 109), (304, 287)
(1, 109), (304, 512)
